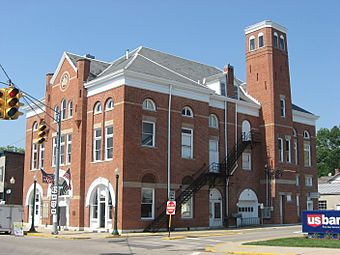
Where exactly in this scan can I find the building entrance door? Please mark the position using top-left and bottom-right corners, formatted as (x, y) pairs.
(209, 188), (223, 227)
(59, 207), (67, 227)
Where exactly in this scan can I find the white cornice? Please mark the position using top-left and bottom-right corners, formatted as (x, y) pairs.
(293, 110), (319, 126)
(245, 20), (288, 35)
(50, 52), (77, 85)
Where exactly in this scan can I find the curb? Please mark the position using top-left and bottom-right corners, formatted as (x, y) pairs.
(224, 252), (296, 255)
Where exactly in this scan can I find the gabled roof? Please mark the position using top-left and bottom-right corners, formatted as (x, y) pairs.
(65, 52), (110, 81)
(96, 46), (222, 86)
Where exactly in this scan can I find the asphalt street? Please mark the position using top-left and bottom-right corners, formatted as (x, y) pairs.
(0, 225), (309, 255)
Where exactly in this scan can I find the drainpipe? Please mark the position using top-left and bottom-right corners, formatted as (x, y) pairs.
(224, 99), (228, 222)
(167, 85), (173, 198)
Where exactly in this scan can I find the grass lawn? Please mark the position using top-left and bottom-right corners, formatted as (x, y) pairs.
(244, 237), (340, 249)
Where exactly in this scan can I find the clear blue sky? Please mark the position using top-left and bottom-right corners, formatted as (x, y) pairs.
(0, 0), (339, 148)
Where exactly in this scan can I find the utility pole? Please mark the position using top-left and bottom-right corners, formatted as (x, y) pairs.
(52, 111), (61, 235)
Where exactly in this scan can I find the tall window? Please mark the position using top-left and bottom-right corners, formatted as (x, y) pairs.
(280, 35), (285, 50)
(220, 82), (226, 96)
(305, 176), (313, 187)
(280, 96), (286, 117)
(209, 114), (218, 128)
(304, 143), (311, 167)
(61, 99), (66, 120)
(33, 121), (38, 131)
(105, 126), (113, 160)
(142, 121), (155, 147)
(93, 129), (102, 161)
(181, 128), (193, 159)
(258, 33), (264, 48)
(142, 99), (156, 111)
(141, 188), (154, 219)
(182, 106), (193, 117)
(249, 35), (255, 51)
(278, 138), (283, 162)
(242, 152), (251, 170)
(273, 32), (278, 48)
(67, 134), (72, 164)
(31, 143), (38, 169)
(60, 135), (65, 165)
(285, 138), (291, 163)
(54, 106), (59, 122)
(38, 143), (44, 169)
(68, 100), (73, 118)
(296, 194), (300, 217)
(181, 197), (193, 219)
(52, 137), (57, 166)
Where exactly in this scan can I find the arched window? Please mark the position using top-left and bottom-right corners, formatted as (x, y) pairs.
(280, 35), (285, 50)
(249, 35), (255, 51)
(293, 128), (297, 137)
(61, 99), (66, 120)
(94, 102), (102, 114)
(54, 106), (59, 122)
(242, 120), (251, 141)
(33, 121), (38, 131)
(303, 130), (310, 139)
(209, 114), (218, 128)
(181, 106), (193, 117)
(273, 32), (278, 48)
(142, 98), (156, 111)
(258, 32), (264, 48)
(68, 100), (73, 118)
(105, 98), (114, 111)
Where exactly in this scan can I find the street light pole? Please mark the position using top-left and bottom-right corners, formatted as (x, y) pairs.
(29, 176), (37, 233)
(113, 168), (120, 235)
(9, 177), (15, 234)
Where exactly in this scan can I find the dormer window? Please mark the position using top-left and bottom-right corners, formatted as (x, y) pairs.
(273, 32), (278, 48)
(249, 36), (255, 51)
(280, 35), (285, 50)
(182, 106), (193, 117)
(258, 33), (264, 48)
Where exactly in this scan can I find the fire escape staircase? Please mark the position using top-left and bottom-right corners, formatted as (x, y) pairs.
(143, 131), (259, 232)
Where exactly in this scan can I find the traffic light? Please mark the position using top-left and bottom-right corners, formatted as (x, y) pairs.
(6, 87), (23, 120)
(37, 122), (48, 144)
(0, 88), (6, 119)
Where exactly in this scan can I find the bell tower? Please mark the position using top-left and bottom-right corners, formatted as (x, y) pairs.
(245, 20), (294, 169)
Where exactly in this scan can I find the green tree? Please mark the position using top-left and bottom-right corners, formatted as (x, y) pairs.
(0, 145), (25, 153)
(316, 125), (340, 176)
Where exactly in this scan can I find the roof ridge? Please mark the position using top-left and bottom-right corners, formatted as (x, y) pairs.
(65, 52), (110, 64)
(124, 46), (143, 70)
(137, 53), (202, 86)
(140, 46), (221, 72)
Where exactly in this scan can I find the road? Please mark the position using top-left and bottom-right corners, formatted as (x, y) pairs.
(0, 225), (302, 255)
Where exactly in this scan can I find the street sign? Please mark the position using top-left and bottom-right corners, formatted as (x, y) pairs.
(166, 201), (176, 215)
(50, 185), (58, 215)
(169, 190), (175, 201)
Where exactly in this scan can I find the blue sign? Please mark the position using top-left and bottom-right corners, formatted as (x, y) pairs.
(302, 210), (340, 234)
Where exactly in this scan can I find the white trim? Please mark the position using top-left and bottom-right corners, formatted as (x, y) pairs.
(293, 110), (319, 126)
(245, 20), (288, 34)
(50, 52), (77, 85)
(85, 177), (115, 206)
(25, 182), (43, 206)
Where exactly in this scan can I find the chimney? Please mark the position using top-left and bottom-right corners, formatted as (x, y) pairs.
(125, 49), (129, 60)
(225, 64), (234, 97)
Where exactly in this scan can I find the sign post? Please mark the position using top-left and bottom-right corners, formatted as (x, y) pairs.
(166, 201), (176, 238)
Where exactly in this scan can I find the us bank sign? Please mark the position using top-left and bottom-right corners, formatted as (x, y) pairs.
(303, 210), (340, 234)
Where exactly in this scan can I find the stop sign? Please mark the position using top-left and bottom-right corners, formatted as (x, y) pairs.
(166, 201), (176, 215)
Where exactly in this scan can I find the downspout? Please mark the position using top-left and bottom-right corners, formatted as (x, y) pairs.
(224, 99), (228, 220)
(167, 85), (173, 198)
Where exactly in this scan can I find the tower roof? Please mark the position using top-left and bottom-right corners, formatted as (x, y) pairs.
(245, 20), (288, 34)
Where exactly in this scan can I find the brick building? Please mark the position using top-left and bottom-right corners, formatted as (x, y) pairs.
(23, 20), (318, 232)
(0, 150), (25, 205)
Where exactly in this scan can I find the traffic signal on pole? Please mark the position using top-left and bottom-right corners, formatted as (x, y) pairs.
(0, 88), (6, 119)
(37, 123), (48, 144)
(6, 87), (23, 120)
